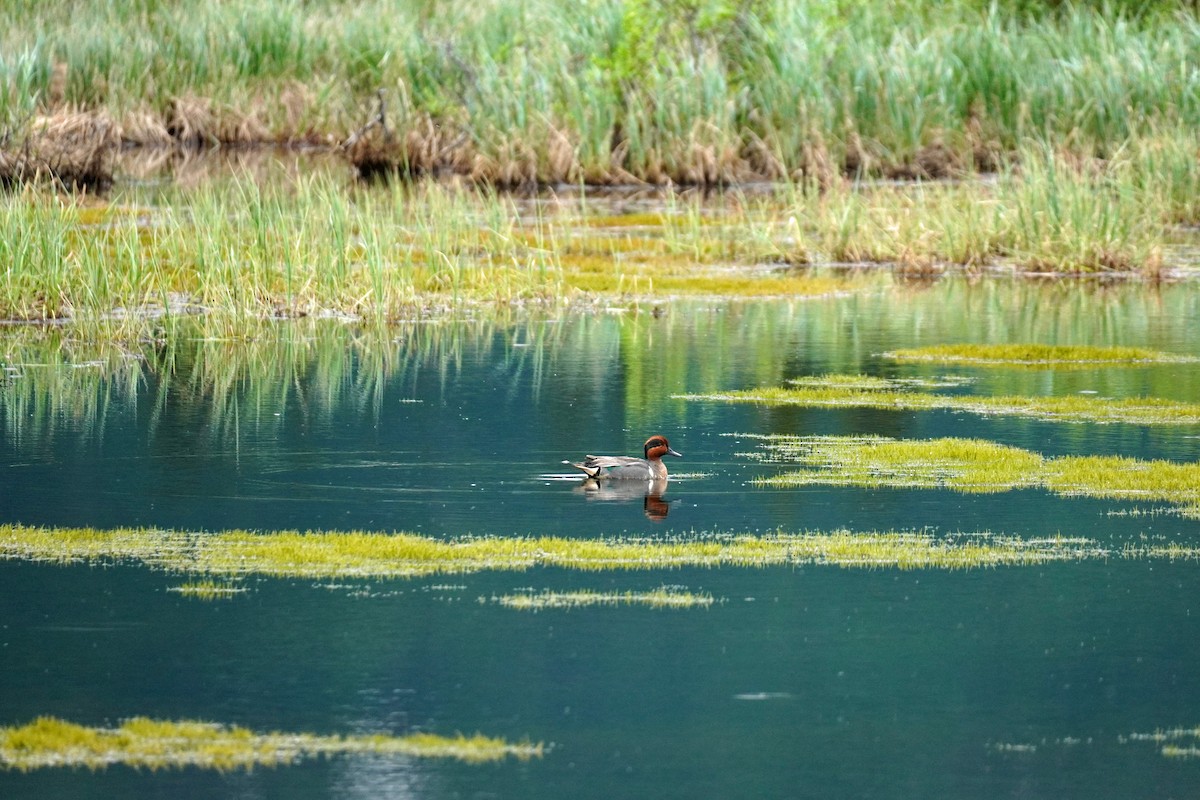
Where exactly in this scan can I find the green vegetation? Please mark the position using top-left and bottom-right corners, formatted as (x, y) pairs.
(882, 344), (1200, 367)
(680, 374), (1200, 425)
(167, 581), (248, 599)
(1127, 726), (1200, 760)
(493, 587), (715, 610)
(3, 1), (1200, 185)
(743, 434), (1200, 515)
(0, 716), (543, 771)
(2, 523), (1190, 580)
(3, 140), (1195, 326)
(0, 177), (880, 323)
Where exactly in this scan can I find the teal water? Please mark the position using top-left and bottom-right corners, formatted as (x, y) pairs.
(2, 278), (1200, 797)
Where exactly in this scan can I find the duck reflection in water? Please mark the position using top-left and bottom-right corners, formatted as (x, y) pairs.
(572, 435), (681, 521)
(576, 477), (672, 521)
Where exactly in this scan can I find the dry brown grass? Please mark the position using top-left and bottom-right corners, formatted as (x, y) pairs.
(0, 109), (118, 189)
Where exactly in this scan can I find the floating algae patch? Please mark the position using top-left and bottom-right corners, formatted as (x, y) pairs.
(882, 343), (1200, 368)
(0, 716), (542, 771)
(745, 434), (1200, 509)
(679, 374), (1200, 425)
(745, 435), (1042, 493)
(1126, 726), (1200, 760)
(166, 581), (248, 600)
(556, 248), (865, 298)
(0, 523), (1120, 576)
(492, 586), (715, 610)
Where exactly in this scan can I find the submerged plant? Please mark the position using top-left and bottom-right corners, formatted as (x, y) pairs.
(0, 716), (543, 771)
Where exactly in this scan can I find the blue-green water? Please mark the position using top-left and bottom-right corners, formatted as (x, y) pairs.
(2, 279), (1200, 798)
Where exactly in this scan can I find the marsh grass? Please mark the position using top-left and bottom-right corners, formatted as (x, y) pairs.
(882, 343), (1199, 367)
(0, 176), (882, 322)
(745, 434), (1200, 512)
(0, 716), (543, 771)
(0, 523), (1157, 579)
(679, 373), (1200, 426)
(2, 127), (1198, 329)
(4, 2), (1200, 188)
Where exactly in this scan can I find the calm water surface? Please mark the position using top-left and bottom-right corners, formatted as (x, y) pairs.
(2, 278), (1199, 798)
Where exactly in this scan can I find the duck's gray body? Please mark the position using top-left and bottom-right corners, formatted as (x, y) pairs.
(572, 435), (682, 481)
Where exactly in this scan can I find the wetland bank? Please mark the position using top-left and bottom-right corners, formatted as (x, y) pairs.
(5, 1), (1200, 798)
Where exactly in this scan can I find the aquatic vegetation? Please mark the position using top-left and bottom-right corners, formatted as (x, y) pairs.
(1126, 726), (1200, 760)
(679, 374), (1200, 426)
(747, 435), (1043, 493)
(492, 587), (714, 610)
(882, 343), (1199, 367)
(746, 434), (1200, 511)
(0, 716), (542, 771)
(0, 523), (1160, 579)
(166, 581), (248, 600)
(0, 177), (881, 323)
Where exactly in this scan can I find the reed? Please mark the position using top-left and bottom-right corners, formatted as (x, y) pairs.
(3, 2), (1200, 184)
(0, 174), (884, 322)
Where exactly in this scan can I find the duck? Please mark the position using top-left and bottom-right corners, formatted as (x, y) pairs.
(572, 435), (682, 481)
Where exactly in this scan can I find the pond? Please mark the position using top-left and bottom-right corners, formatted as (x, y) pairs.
(2, 278), (1199, 798)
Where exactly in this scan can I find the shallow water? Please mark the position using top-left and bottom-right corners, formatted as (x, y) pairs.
(2, 278), (1200, 798)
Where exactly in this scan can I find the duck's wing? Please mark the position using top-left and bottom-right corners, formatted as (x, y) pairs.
(572, 454), (643, 478)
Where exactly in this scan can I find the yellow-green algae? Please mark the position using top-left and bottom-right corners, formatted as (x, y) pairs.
(745, 434), (1200, 512)
(493, 587), (714, 610)
(881, 343), (1200, 367)
(0, 716), (542, 771)
(679, 374), (1200, 426)
(166, 581), (248, 600)
(1127, 726), (1200, 760)
(0, 523), (1174, 577)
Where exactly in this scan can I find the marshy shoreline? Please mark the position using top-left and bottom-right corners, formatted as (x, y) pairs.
(4, 1), (1199, 187)
(3, 0), (1200, 330)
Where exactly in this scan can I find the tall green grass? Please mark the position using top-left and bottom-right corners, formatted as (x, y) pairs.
(0, 129), (1196, 330)
(3, 1), (1200, 179)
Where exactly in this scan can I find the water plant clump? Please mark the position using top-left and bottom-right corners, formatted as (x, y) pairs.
(0, 523), (1135, 579)
(881, 343), (1200, 367)
(745, 435), (1043, 493)
(744, 434), (1200, 511)
(0, 716), (543, 771)
(679, 374), (1200, 426)
(1126, 726), (1200, 760)
(493, 587), (715, 610)
(166, 581), (248, 599)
